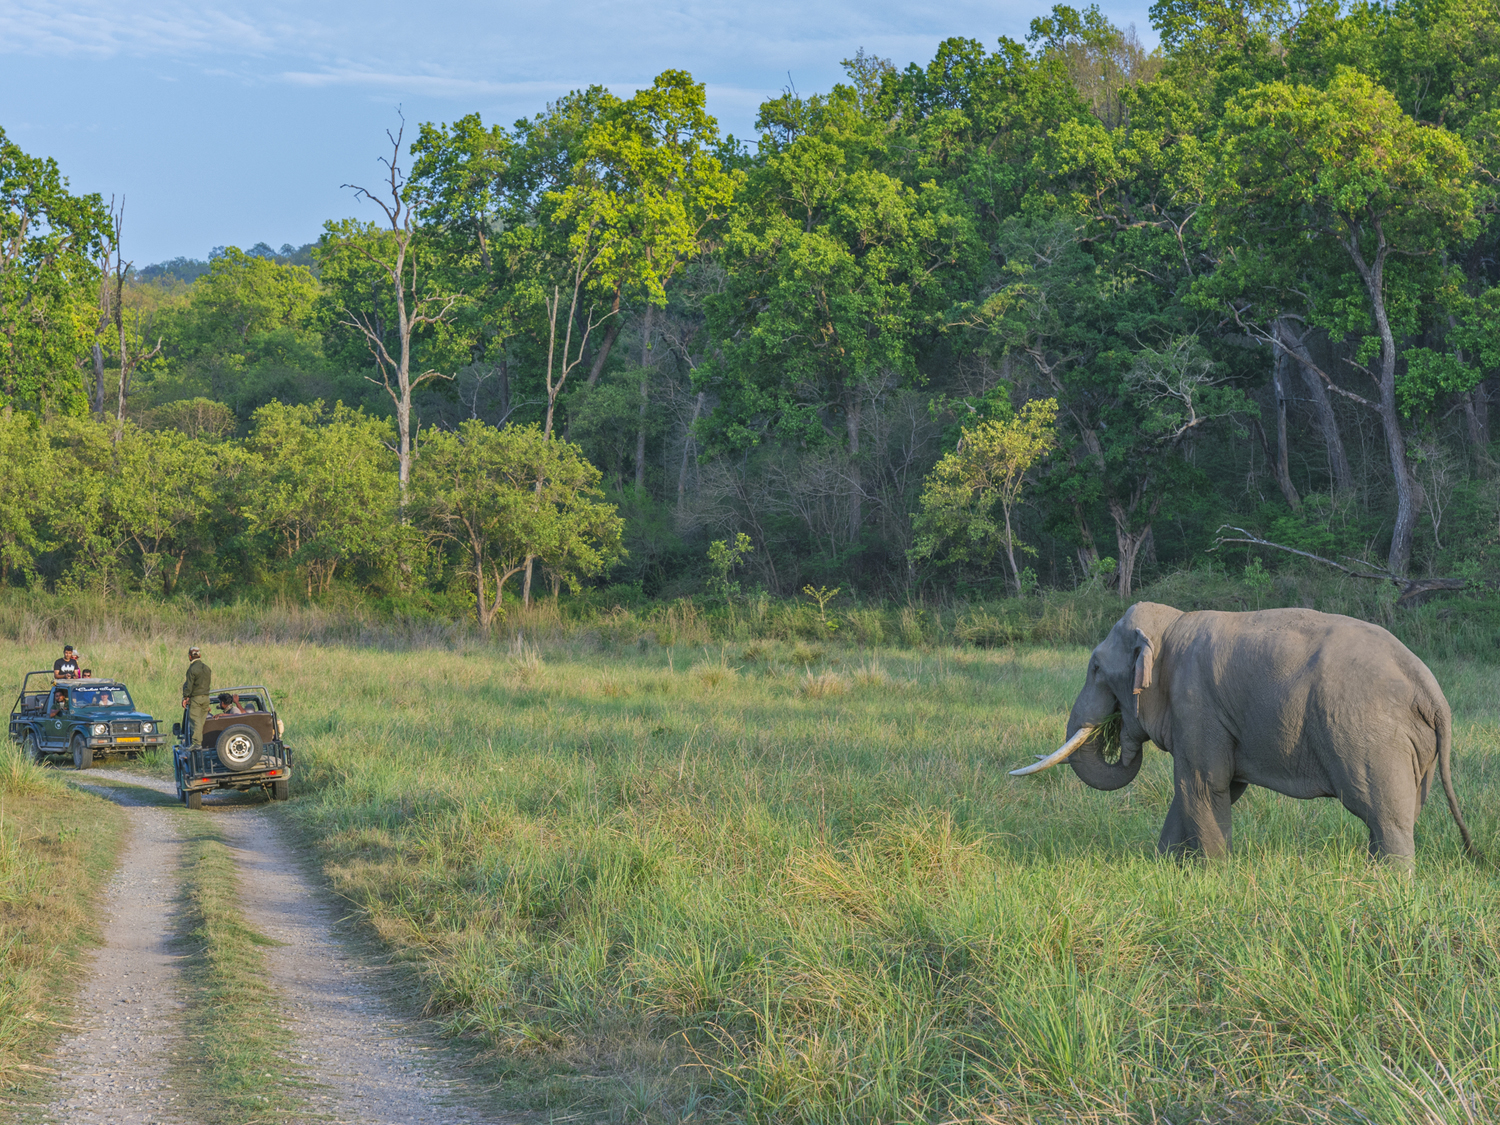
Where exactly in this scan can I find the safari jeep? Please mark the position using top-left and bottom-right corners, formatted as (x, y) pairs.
(9, 672), (168, 769)
(173, 686), (293, 809)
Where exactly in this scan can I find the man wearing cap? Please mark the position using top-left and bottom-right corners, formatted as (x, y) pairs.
(181, 647), (212, 751)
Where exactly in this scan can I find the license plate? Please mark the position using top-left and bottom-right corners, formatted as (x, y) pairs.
(116, 736), (142, 743)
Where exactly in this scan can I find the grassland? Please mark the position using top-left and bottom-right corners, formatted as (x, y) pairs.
(7, 625), (1495, 1125)
(0, 746), (124, 1115)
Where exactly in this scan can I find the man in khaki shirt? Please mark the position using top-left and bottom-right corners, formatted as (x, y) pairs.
(181, 647), (212, 750)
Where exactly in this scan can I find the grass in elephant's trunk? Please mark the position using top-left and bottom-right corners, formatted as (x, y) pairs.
(1092, 710), (1124, 764)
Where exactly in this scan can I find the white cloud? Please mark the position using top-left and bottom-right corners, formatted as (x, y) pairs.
(276, 68), (576, 100)
(0, 0), (312, 58)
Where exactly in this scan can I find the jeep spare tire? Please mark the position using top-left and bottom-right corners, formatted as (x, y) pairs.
(215, 724), (263, 770)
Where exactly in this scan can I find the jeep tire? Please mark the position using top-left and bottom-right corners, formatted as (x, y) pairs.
(186, 790), (202, 810)
(72, 734), (91, 771)
(215, 724), (263, 771)
(271, 779), (290, 802)
(23, 731), (42, 764)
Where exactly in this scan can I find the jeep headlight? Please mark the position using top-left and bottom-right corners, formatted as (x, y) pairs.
(92, 723), (107, 736)
(142, 723), (153, 733)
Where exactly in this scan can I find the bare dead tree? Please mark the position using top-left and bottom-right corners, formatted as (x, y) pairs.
(340, 116), (460, 506)
(105, 199), (160, 441)
(91, 197), (117, 416)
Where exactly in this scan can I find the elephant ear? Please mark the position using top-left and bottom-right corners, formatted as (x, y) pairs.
(1132, 630), (1154, 695)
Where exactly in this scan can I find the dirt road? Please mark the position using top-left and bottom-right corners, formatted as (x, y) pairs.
(46, 769), (501, 1125)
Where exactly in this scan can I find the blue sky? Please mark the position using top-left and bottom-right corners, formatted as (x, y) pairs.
(2, 0), (1154, 265)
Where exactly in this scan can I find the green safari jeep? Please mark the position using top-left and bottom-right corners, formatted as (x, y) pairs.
(9, 672), (168, 769)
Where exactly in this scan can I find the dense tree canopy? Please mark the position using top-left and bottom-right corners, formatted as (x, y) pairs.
(4, 1), (1500, 606)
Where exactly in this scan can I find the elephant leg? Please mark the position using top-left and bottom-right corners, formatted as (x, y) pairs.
(1162, 735), (1236, 858)
(1157, 791), (1190, 856)
(1339, 786), (1418, 868)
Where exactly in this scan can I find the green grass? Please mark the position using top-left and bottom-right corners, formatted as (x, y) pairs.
(171, 812), (308, 1124)
(5, 629), (1499, 1122)
(0, 745), (124, 1117)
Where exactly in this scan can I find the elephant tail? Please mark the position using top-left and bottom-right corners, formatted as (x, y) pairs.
(1437, 707), (1482, 863)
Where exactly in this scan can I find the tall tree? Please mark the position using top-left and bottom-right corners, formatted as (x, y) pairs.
(322, 120), (461, 506)
(704, 86), (975, 554)
(416, 421), (623, 628)
(0, 128), (110, 412)
(1210, 69), (1476, 574)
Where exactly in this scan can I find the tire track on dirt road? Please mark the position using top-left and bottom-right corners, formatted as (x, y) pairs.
(53, 769), (503, 1125)
(41, 776), (187, 1125)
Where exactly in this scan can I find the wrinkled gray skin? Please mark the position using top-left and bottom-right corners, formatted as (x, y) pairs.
(1062, 602), (1479, 866)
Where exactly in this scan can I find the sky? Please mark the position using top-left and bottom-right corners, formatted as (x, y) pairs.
(1, 0), (1155, 265)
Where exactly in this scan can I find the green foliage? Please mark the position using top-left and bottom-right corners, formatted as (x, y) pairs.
(245, 400), (398, 595)
(912, 398), (1059, 593)
(11, 2), (1500, 606)
(707, 532), (753, 602)
(0, 127), (110, 412)
(416, 421), (624, 627)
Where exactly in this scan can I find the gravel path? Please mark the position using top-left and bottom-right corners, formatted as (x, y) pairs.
(208, 797), (497, 1124)
(43, 774), (187, 1125)
(49, 768), (503, 1125)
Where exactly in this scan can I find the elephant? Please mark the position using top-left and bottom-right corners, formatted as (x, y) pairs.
(1012, 602), (1480, 865)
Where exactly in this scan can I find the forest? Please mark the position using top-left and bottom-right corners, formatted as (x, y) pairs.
(2, 0), (1499, 618)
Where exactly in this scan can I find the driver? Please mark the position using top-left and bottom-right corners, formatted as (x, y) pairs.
(49, 688), (69, 717)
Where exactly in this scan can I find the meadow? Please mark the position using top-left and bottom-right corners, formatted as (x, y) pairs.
(7, 613), (1498, 1125)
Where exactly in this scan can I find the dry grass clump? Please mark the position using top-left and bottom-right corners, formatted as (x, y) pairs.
(790, 642), (825, 665)
(739, 641), (772, 663)
(0, 741), (64, 798)
(799, 669), (851, 698)
(851, 658), (895, 690)
(689, 658), (737, 689)
(503, 634), (544, 684)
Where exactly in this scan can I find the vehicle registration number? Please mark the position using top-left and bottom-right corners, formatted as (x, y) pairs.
(116, 736), (142, 743)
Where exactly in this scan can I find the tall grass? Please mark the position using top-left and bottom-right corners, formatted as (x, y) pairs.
(4, 619), (1498, 1121)
(4, 558), (1497, 663)
(0, 743), (125, 1111)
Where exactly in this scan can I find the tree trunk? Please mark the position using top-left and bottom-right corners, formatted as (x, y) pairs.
(1109, 495), (1160, 600)
(585, 286), (624, 386)
(1277, 320), (1354, 494)
(1348, 230), (1420, 576)
(1270, 346), (1301, 510)
(1001, 503), (1022, 596)
(677, 391), (706, 516)
(91, 343), (107, 415)
(1113, 521), (1151, 600)
(846, 389), (862, 546)
(635, 304), (653, 491)
(115, 268), (128, 430)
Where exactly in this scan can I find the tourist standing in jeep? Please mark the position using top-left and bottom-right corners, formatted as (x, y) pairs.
(181, 647), (212, 750)
(54, 646), (80, 679)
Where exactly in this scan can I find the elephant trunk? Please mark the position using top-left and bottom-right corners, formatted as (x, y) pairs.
(1065, 724), (1145, 791)
(1063, 690), (1145, 792)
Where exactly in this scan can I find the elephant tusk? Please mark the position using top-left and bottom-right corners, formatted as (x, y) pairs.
(1010, 725), (1097, 777)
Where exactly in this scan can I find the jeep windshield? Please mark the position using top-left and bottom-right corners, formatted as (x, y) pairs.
(72, 687), (134, 710)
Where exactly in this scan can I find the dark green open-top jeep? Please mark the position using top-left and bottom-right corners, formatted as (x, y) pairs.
(173, 685), (293, 809)
(9, 672), (167, 769)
